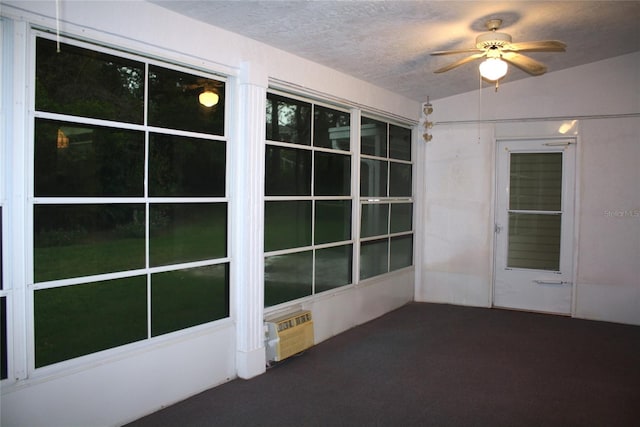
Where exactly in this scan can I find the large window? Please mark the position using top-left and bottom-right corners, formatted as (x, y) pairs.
(32, 36), (228, 367)
(360, 117), (413, 280)
(264, 93), (352, 306)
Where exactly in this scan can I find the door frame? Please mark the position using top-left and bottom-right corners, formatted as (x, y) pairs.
(491, 136), (579, 315)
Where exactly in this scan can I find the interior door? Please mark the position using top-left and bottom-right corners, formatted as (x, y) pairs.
(494, 138), (576, 314)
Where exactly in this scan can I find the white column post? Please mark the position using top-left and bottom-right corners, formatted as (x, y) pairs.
(231, 62), (267, 379)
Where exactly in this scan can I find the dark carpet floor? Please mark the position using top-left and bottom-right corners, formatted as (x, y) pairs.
(126, 302), (640, 426)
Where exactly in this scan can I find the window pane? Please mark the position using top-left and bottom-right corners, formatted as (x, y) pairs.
(34, 276), (147, 367)
(0, 207), (2, 290)
(34, 119), (144, 197)
(152, 263), (229, 336)
(361, 117), (387, 157)
(360, 239), (388, 280)
(360, 158), (387, 197)
(510, 153), (562, 211)
(315, 200), (351, 244)
(390, 235), (413, 271)
(315, 245), (352, 293)
(361, 203), (389, 238)
(35, 38), (144, 124)
(266, 93), (311, 145)
(150, 203), (226, 267)
(390, 203), (413, 233)
(148, 65), (225, 135)
(149, 133), (225, 197)
(265, 251), (313, 307)
(1, 297), (6, 380)
(508, 213), (561, 271)
(389, 124), (411, 161)
(314, 152), (351, 196)
(265, 146), (312, 196)
(264, 201), (312, 252)
(314, 105), (350, 150)
(34, 204), (145, 282)
(389, 162), (412, 197)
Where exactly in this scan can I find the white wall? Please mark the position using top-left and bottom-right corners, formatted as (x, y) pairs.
(417, 52), (640, 325)
(1, 2), (418, 426)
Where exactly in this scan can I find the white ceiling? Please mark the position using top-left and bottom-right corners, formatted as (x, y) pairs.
(150, 1), (640, 102)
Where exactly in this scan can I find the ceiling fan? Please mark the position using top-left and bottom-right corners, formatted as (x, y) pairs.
(431, 19), (566, 81)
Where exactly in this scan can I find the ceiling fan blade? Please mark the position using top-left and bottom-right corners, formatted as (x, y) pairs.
(505, 40), (566, 52)
(434, 53), (487, 73)
(502, 52), (547, 75)
(431, 48), (484, 56)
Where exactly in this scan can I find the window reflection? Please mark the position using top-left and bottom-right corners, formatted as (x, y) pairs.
(361, 203), (389, 238)
(315, 200), (351, 244)
(389, 124), (411, 161)
(265, 146), (312, 196)
(360, 158), (387, 197)
(266, 94), (311, 145)
(390, 235), (413, 271)
(314, 152), (351, 196)
(360, 239), (389, 280)
(264, 251), (313, 307)
(315, 245), (352, 292)
(265, 201), (312, 251)
(389, 162), (412, 197)
(314, 105), (350, 150)
(361, 117), (387, 157)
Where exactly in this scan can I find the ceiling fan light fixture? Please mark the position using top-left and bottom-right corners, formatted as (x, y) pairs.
(199, 89), (219, 107)
(479, 57), (508, 81)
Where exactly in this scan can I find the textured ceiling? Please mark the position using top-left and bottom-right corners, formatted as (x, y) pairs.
(150, 1), (640, 102)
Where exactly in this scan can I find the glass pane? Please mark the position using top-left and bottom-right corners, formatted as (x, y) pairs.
(508, 213), (561, 271)
(510, 153), (562, 211)
(148, 65), (225, 135)
(149, 133), (225, 197)
(360, 239), (388, 280)
(264, 251), (312, 307)
(0, 207), (2, 290)
(314, 105), (350, 150)
(150, 203), (226, 267)
(390, 203), (413, 233)
(265, 146), (311, 196)
(34, 204), (145, 282)
(315, 245), (352, 293)
(266, 93), (311, 145)
(390, 235), (413, 271)
(34, 276), (147, 367)
(35, 38), (144, 124)
(264, 201), (312, 252)
(389, 162), (412, 197)
(315, 200), (351, 244)
(361, 117), (387, 157)
(1, 297), (6, 380)
(360, 159), (387, 197)
(152, 263), (229, 336)
(34, 119), (144, 197)
(389, 124), (411, 161)
(361, 203), (389, 238)
(314, 152), (351, 196)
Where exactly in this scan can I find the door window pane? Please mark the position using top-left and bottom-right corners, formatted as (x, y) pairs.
(34, 276), (147, 367)
(390, 235), (413, 271)
(149, 133), (225, 197)
(266, 93), (311, 145)
(151, 263), (229, 336)
(360, 159), (387, 197)
(314, 105), (350, 150)
(510, 153), (562, 211)
(148, 65), (225, 135)
(36, 38), (144, 124)
(265, 146), (312, 196)
(361, 203), (389, 238)
(149, 203), (226, 267)
(265, 201), (312, 251)
(314, 152), (351, 196)
(315, 245), (352, 293)
(361, 117), (387, 157)
(508, 213), (561, 271)
(390, 203), (412, 233)
(360, 239), (388, 280)
(389, 124), (411, 161)
(34, 119), (144, 197)
(34, 204), (145, 282)
(389, 162), (412, 197)
(315, 200), (351, 244)
(265, 251), (313, 306)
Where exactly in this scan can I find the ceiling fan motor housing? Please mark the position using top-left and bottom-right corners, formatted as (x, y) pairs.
(476, 31), (512, 49)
